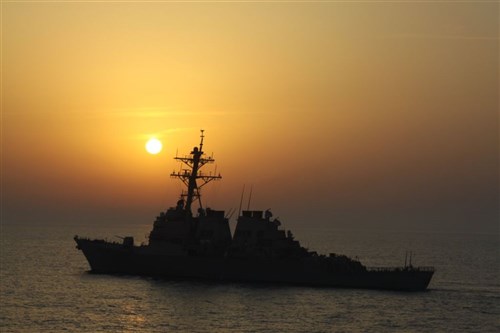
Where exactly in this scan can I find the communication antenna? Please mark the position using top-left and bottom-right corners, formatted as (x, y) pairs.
(225, 207), (235, 220)
(238, 184), (245, 217)
(199, 129), (205, 152)
(247, 185), (253, 210)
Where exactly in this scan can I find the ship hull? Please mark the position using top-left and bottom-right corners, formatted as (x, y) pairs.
(75, 238), (433, 291)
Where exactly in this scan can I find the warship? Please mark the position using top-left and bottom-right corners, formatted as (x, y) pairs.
(75, 131), (434, 291)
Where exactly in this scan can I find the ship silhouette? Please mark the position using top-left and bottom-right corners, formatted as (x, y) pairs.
(75, 131), (434, 291)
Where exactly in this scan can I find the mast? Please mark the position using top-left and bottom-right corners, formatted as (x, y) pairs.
(170, 130), (222, 216)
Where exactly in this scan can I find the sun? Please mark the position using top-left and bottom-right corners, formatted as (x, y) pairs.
(145, 138), (162, 155)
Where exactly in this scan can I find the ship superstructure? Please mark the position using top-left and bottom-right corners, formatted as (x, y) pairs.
(75, 131), (434, 291)
(148, 130), (231, 256)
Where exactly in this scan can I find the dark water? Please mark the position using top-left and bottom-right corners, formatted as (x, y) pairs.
(1, 223), (498, 332)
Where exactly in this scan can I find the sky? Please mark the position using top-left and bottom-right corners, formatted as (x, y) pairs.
(1, 1), (498, 234)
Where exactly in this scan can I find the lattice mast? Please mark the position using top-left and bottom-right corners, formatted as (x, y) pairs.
(170, 130), (222, 216)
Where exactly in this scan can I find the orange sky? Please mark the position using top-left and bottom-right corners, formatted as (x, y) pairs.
(2, 2), (498, 233)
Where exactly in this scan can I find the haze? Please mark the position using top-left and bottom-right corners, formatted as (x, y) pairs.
(2, 2), (498, 234)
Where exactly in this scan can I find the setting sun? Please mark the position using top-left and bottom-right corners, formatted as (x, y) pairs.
(145, 138), (162, 155)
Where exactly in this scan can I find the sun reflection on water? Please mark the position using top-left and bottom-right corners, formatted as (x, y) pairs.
(120, 303), (146, 331)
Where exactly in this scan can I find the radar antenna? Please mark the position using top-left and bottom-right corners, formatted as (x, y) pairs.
(170, 130), (221, 216)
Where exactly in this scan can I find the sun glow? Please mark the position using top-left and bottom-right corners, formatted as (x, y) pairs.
(145, 138), (162, 154)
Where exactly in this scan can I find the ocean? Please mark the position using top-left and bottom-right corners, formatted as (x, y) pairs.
(1, 222), (498, 332)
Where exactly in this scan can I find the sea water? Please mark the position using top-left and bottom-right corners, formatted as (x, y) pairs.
(1, 223), (498, 332)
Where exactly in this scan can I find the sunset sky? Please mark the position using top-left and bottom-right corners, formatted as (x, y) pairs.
(2, 1), (498, 233)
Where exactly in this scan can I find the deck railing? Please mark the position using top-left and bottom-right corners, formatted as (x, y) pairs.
(367, 266), (435, 272)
